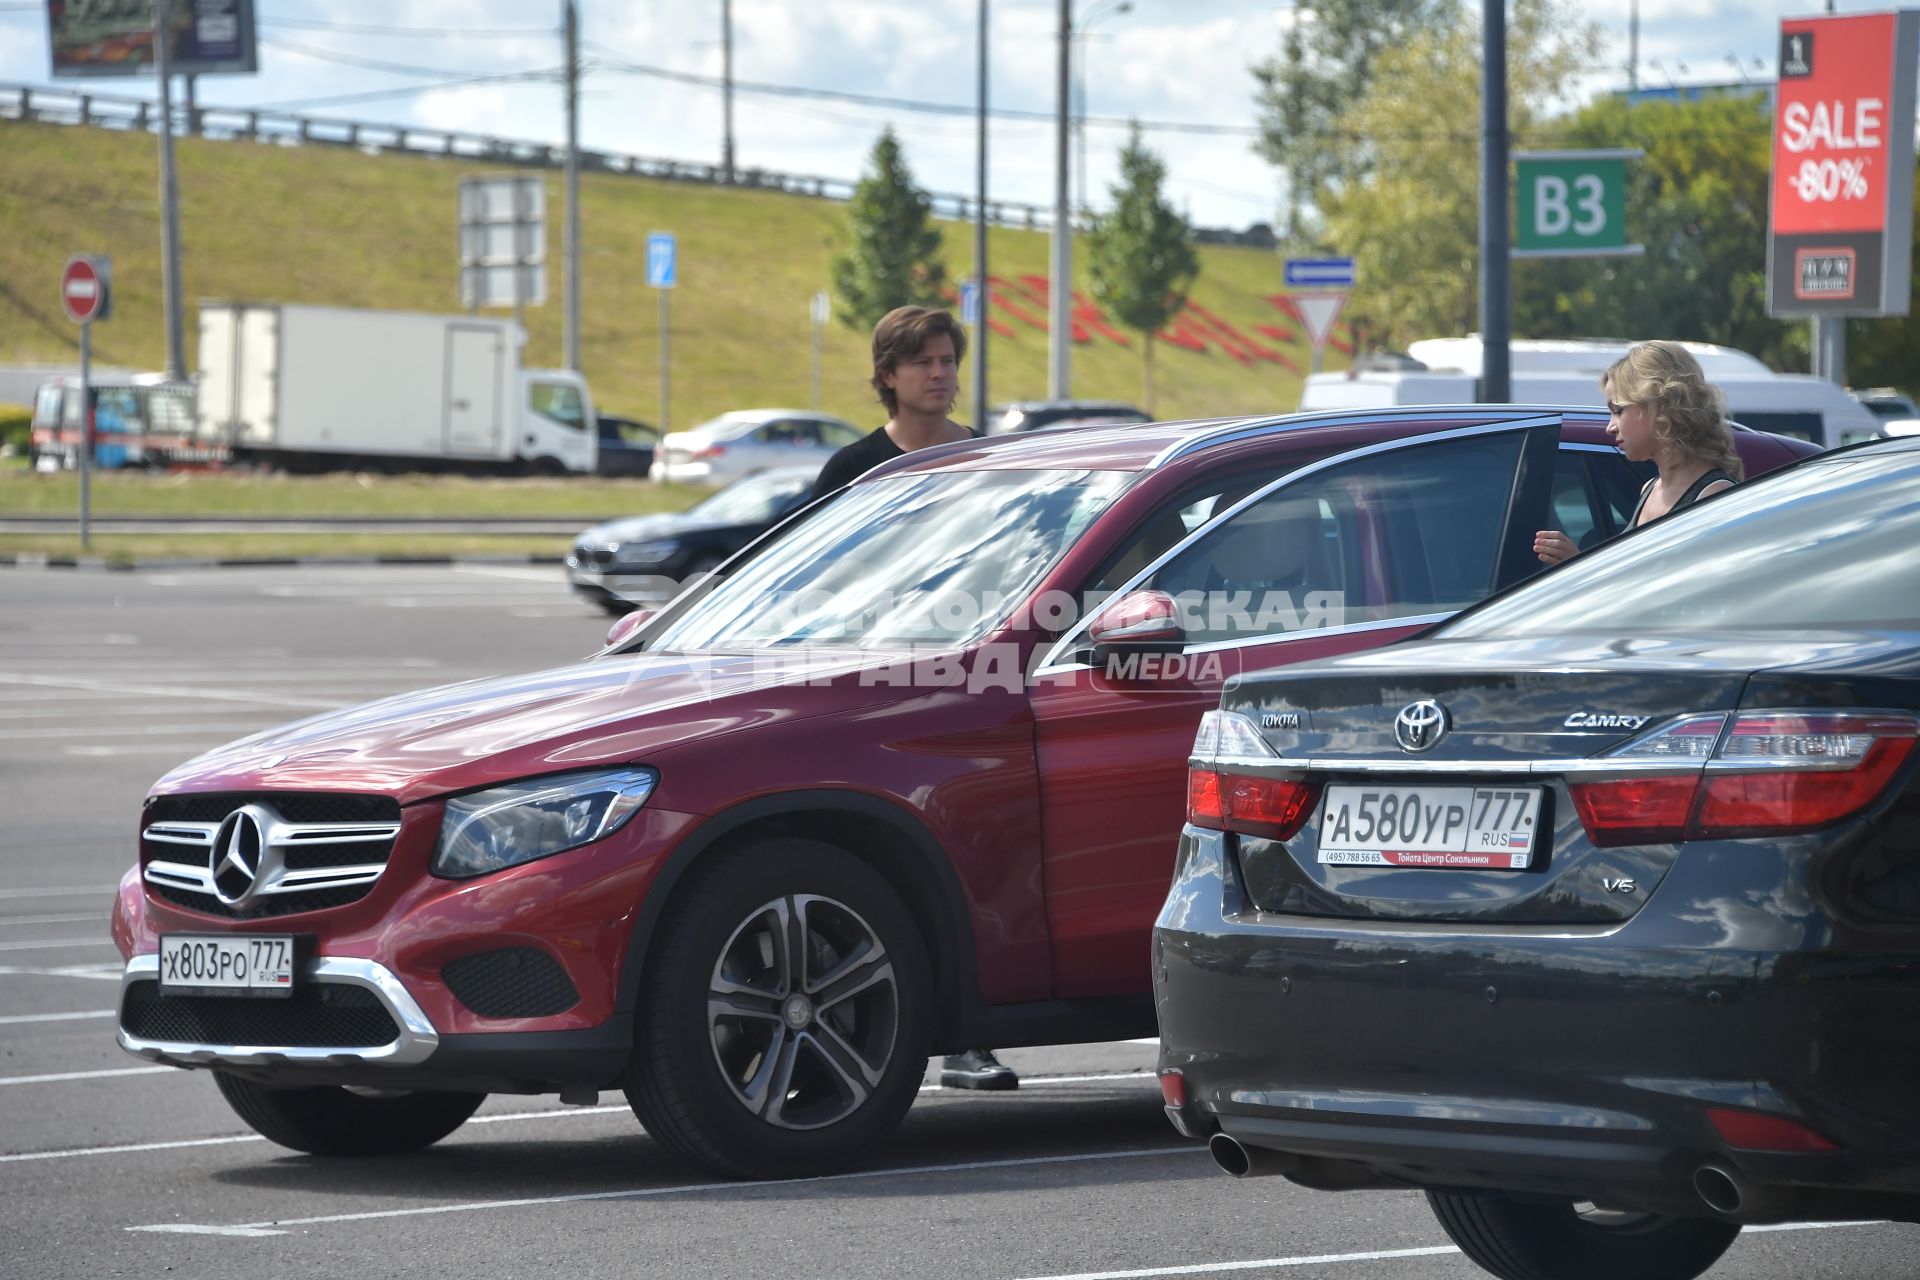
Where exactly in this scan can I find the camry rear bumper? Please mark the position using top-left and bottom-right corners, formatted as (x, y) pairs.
(1153, 828), (1920, 1223)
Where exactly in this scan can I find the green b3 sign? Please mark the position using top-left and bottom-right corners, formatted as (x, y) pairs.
(1514, 150), (1644, 257)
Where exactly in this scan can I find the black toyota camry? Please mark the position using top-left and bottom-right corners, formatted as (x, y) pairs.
(1154, 437), (1920, 1280)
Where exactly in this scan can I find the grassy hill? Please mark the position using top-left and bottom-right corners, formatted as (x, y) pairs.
(0, 119), (1344, 428)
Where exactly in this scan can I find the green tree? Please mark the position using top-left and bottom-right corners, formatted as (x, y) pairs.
(1318, 0), (1600, 344)
(1251, 0), (1450, 245)
(1517, 95), (1919, 389)
(1086, 125), (1200, 415)
(830, 128), (947, 331)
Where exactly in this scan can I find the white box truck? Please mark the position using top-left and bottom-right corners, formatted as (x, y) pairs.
(195, 303), (598, 473)
(1301, 337), (1883, 450)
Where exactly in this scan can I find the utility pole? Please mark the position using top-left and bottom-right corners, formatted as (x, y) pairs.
(974, 0), (990, 428)
(1479, 0), (1510, 402)
(721, 0), (735, 184)
(1049, 0), (1071, 400)
(153, 0), (186, 382)
(1627, 0), (1639, 92)
(563, 0), (581, 372)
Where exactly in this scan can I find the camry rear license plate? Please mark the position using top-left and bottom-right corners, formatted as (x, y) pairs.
(1317, 784), (1541, 869)
(159, 934), (296, 997)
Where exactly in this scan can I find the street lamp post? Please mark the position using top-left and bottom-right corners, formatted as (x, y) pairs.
(1073, 0), (1131, 216)
(1048, 0), (1070, 401)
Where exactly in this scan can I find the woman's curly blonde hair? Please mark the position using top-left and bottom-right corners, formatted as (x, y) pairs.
(1603, 341), (1744, 480)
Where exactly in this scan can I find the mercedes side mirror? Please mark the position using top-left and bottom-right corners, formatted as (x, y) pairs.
(1087, 589), (1184, 669)
(604, 608), (655, 649)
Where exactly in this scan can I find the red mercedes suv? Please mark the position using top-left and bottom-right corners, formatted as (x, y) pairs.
(111, 407), (1811, 1178)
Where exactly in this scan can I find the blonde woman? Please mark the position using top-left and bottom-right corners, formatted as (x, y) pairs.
(1534, 340), (1745, 565)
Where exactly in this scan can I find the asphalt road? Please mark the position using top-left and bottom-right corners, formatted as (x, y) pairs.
(0, 565), (1912, 1280)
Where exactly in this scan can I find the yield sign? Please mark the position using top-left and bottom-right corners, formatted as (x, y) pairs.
(61, 255), (109, 324)
(1292, 291), (1347, 351)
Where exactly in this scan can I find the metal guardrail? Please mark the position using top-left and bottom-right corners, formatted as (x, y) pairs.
(0, 80), (1279, 247)
(0, 80), (1062, 230)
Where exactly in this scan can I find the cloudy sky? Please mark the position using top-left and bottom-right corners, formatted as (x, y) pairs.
(0, 1), (1887, 228)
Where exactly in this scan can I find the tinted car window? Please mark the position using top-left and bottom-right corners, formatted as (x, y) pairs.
(1146, 432), (1525, 643)
(1445, 454), (1920, 636)
(820, 421), (863, 446)
(1549, 454), (1602, 551)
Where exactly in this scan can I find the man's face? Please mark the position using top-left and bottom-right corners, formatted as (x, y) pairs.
(885, 333), (958, 417)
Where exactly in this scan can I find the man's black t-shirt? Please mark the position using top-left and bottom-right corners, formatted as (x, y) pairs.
(809, 425), (980, 501)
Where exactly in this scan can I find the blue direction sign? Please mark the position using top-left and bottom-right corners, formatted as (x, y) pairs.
(646, 232), (677, 289)
(959, 280), (981, 326)
(1284, 256), (1355, 288)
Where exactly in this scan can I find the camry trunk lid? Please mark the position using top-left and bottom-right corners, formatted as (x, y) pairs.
(1209, 634), (1792, 925)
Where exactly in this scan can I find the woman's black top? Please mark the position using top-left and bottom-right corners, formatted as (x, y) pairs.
(1627, 468), (1738, 529)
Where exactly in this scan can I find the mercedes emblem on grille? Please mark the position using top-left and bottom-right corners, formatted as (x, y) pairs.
(210, 805), (271, 905)
(1393, 700), (1450, 752)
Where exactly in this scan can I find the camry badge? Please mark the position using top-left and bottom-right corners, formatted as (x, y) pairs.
(1563, 711), (1652, 730)
(1393, 700), (1449, 752)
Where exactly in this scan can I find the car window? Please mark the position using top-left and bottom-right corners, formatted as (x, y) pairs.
(1549, 454), (1601, 550)
(820, 421), (863, 446)
(789, 420), (823, 446)
(1089, 469), (1292, 596)
(529, 381), (586, 430)
(1588, 451), (1655, 532)
(1732, 411), (1821, 444)
(33, 383), (63, 427)
(1445, 454), (1920, 636)
(1143, 431), (1527, 644)
(652, 469), (1130, 650)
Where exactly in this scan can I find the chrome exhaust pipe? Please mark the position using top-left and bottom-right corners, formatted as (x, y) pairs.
(1694, 1165), (1743, 1216)
(1208, 1132), (1298, 1179)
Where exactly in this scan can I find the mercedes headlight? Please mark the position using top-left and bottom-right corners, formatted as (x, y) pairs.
(433, 768), (658, 878)
(620, 538), (681, 565)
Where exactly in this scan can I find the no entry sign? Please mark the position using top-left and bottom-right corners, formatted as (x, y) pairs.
(1766, 11), (1919, 317)
(61, 255), (111, 324)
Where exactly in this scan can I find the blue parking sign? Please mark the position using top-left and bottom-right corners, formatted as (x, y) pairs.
(647, 233), (677, 289)
(960, 280), (981, 326)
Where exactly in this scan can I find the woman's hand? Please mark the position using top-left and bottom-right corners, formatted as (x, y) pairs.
(1533, 530), (1578, 565)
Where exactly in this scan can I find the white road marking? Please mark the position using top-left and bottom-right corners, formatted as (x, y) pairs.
(0, 1103), (631, 1165)
(134, 1224), (286, 1237)
(1016, 1247), (1461, 1279)
(0, 886), (118, 900)
(6, 1073), (1147, 1166)
(0, 912), (105, 925)
(0, 722), (273, 741)
(127, 1145), (1203, 1235)
(0, 1066), (173, 1086)
(0, 963), (124, 980)
(0, 1008), (114, 1025)
(456, 565), (566, 583)
(0, 672), (335, 712)
(1010, 1222), (1896, 1280)
(0, 936), (116, 953)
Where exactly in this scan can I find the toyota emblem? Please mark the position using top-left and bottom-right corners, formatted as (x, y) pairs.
(1393, 700), (1450, 752)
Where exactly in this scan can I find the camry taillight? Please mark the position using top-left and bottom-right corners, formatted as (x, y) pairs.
(691, 444), (728, 460)
(1569, 711), (1918, 846)
(1187, 710), (1320, 841)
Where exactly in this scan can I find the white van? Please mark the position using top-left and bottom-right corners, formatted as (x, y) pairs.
(1301, 338), (1883, 449)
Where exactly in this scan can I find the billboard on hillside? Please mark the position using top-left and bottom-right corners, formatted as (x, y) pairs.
(48, 0), (258, 78)
(1766, 10), (1919, 317)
